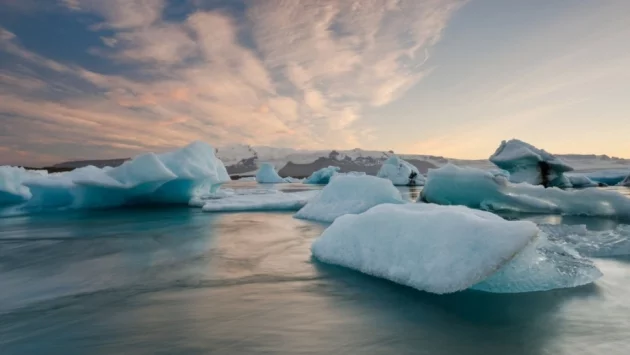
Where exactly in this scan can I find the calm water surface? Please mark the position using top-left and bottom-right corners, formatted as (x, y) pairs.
(1, 183), (630, 354)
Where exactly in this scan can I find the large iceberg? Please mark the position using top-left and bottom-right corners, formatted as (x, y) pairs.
(303, 166), (341, 185)
(422, 164), (630, 219)
(0, 141), (230, 215)
(490, 139), (573, 187)
(377, 156), (425, 186)
(312, 203), (600, 294)
(255, 163), (287, 184)
(295, 175), (404, 223)
(200, 190), (319, 212)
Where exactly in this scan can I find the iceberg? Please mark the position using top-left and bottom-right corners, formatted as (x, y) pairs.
(295, 175), (404, 223)
(621, 174), (630, 187)
(377, 156), (425, 186)
(303, 166), (341, 185)
(422, 164), (630, 219)
(0, 141), (230, 215)
(490, 139), (573, 187)
(255, 163), (287, 184)
(312, 203), (600, 294)
(201, 190), (319, 212)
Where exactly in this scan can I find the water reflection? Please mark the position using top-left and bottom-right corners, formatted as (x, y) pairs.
(2, 190), (630, 354)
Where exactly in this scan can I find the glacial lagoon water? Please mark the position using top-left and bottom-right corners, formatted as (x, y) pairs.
(1, 182), (630, 354)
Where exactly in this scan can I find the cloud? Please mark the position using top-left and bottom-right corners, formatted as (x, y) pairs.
(1, 1), (465, 165)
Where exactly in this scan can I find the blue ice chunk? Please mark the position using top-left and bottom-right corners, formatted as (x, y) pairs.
(255, 163), (287, 184)
(303, 166), (341, 185)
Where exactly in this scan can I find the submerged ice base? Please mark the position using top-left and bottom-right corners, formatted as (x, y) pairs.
(312, 203), (601, 294)
(0, 142), (230, 215)
(422, 164), (630, 219)
(199, 190), (319, 212)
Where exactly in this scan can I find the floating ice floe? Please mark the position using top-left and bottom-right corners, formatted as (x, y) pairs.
(422, 164), (630, 219)
(295, 175), (404, 223)
(490, 139), (573, 187)
(200, 190), (319, 212)
(377, 156), (425, 186)
(539, 223), (630, 257)
(312, 203), (601, 294)
(0, 141), (230, 215)
(303, 166), (341, 185)
(255, 163), (287, 184)
(565, 173), (600, 188)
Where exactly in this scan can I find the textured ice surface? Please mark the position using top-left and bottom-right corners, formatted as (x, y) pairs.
(490, 139), (573, 187)
(0, 167), (34, 205)
(472, 236), (602, 293)
(312, 203), (600, 294)
(621, 174), (630, 186)
(256, 163), (287, 184)
(201, 190), (319, 212)
(423, 164), (630, 219)
(0, 141), (230, 215)
(295, 175), (404, 223)
(540, 224), (630, 257)
(377, 156), (425, 186)
(303, 166), (341, 185)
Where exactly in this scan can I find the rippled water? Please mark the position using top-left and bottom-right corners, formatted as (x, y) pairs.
(1, 183), (630, 354)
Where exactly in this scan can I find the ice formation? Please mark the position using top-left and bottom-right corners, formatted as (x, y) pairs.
(295, 175), (404, 223)
(0, 141), (230, 215)
(0, 166), (34, 205)
(255, 163), (287, 184)
(200, 190), (319, 212)
(565, 174), (599, 188)
(422, 164), (630, 219)
(303, 166), (341, 185)
(583, 170), (629, 186)
(490, 139), (573, 187)
(377, 156), (425, 186)
(312, 203), (601, 294)
(621, 174), (630, 186)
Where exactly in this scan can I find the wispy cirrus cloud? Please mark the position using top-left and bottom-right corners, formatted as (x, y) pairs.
(0, 0), (466, 165)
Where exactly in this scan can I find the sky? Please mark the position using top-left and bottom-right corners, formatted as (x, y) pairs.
(0, 0), (629, 166)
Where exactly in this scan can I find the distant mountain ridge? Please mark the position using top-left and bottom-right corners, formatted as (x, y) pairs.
(51, 144), (630, 177)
